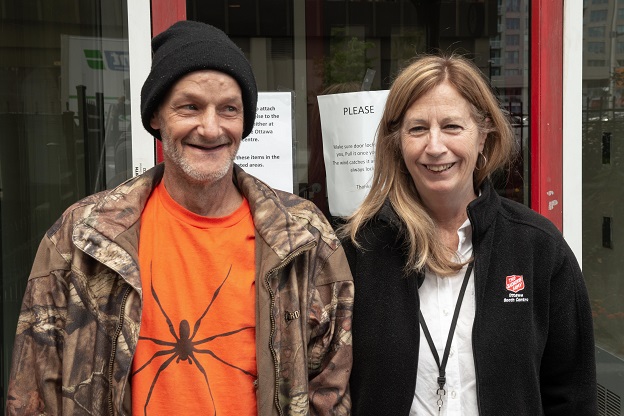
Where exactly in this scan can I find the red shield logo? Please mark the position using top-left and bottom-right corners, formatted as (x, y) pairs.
(506, 275), (525, 293)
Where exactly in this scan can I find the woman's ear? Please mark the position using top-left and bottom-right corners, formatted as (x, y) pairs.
(478, 117), (491, 152)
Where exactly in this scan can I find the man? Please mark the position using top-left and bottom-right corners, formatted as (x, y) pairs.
(7, 20), (353, 415)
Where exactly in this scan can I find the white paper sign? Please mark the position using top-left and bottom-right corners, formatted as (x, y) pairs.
(235, 92), (294, 193)
(318, 90), (389, 216)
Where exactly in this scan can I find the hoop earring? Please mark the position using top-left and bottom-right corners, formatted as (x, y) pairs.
(475, 152), (487, 171)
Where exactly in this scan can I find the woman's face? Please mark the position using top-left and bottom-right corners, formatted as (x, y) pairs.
(400, 80), (486, 209)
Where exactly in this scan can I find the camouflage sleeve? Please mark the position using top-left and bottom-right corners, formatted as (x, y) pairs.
(307, 247), (354, 416)
(6, 237), (68, 416)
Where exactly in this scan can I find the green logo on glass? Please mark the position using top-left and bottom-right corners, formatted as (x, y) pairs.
(84, 49), (104, 70)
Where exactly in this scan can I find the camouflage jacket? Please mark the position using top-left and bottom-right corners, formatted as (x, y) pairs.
(7, 164), (354, 416)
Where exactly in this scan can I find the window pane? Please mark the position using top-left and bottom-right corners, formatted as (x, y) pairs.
(589, 41), (607, 53)
(507, 0), (521, 12)
(505, 50), (520, 64)
(507, 34), (520, 45)
(506, 17), (521, 29)
(588, 26), (606, 37)
(582, 0), (624, 364)
(590, 9), (608, 22)
(188, 0), (530, 216)
(588, 59), (607, 66)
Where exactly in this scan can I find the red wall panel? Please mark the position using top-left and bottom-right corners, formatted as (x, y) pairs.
(531, 0), (563, 230)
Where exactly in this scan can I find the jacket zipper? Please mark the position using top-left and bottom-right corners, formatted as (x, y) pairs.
(108, 284), (132, 416)
(265, 241), (316, 416)
(471, 274), (483, 416)
(467, 206), (483, 416)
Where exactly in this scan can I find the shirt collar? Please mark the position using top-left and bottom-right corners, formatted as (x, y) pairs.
(457, 217), (473, 261)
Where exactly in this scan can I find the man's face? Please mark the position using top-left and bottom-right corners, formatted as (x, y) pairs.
(150, 70), (244, 186)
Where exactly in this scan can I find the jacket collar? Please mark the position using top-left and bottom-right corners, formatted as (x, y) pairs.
(80, 164), (162, 239)
(73, 164), (320, 279)
(72, 164), (163, 290)
(233, 164), (324, 259)
(375, 179), (501, 236)
(374, 200), (404, 230)
(467, 179), (501, 238)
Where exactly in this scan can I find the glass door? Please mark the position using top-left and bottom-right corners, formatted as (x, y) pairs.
(582, 0), (624, 412)
(187, 0), (531, 219)
(0, 0), (133, 406)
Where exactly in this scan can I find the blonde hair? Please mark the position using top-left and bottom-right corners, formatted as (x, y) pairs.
(340, 53), (516, 276)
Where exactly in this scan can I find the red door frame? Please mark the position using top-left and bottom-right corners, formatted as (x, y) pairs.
(150, 0), (186, 163)
(150, 1), (565, 231)
(531, 0), (563, 231)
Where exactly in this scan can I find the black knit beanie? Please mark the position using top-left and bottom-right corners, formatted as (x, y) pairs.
(140, 20), (258, 139)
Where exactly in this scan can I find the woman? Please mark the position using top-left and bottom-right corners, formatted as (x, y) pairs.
(341, 54), (597, 415)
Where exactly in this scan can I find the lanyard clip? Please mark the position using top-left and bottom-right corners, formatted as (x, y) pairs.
(437, 375), (446, 389)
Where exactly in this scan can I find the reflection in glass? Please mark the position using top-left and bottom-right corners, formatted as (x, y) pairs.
(583, 0), (624, 361)
(188, 0), (530, 218)
(583, 3), (624, 411)
(306, 0), (529, 217)
(0, 0), (131, 407)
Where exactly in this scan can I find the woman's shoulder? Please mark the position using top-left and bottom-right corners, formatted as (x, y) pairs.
(477, 181), (563, 240)
(497, 197), (562, 237)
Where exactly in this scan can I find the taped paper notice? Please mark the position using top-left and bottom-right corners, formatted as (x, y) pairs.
(318, 90), (389, 216)
(236, 92), (294, 193)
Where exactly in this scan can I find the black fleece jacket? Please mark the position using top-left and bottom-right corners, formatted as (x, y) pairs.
(343, 181), (597, 416)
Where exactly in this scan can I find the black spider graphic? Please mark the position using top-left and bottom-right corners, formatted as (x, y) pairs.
(132, 264), (256, 415)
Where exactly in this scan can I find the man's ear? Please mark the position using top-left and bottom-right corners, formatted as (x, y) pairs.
(150, 112), (160, 130)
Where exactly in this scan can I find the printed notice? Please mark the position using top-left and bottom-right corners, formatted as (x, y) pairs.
(235, 92), (294, 193)
(317, 90), (389, 216)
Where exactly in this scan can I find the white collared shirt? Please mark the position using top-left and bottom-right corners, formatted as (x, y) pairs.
(410, 218), (478, 416)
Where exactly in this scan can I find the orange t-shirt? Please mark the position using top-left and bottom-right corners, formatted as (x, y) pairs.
(132, 182), (257, 415)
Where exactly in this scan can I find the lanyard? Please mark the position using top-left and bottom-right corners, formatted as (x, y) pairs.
(418, 260), (474, 415)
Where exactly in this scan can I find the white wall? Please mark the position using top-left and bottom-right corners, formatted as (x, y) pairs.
(128, 0), (156, 175)
(563, 0), (583, 267)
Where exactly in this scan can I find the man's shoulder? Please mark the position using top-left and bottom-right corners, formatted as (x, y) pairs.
(47, 190), (110, 237)
(47, 169), (157, 242)
(237, 170), (340, 250)
(272, 188), (337, 238)
(272, 188), (322, 215)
